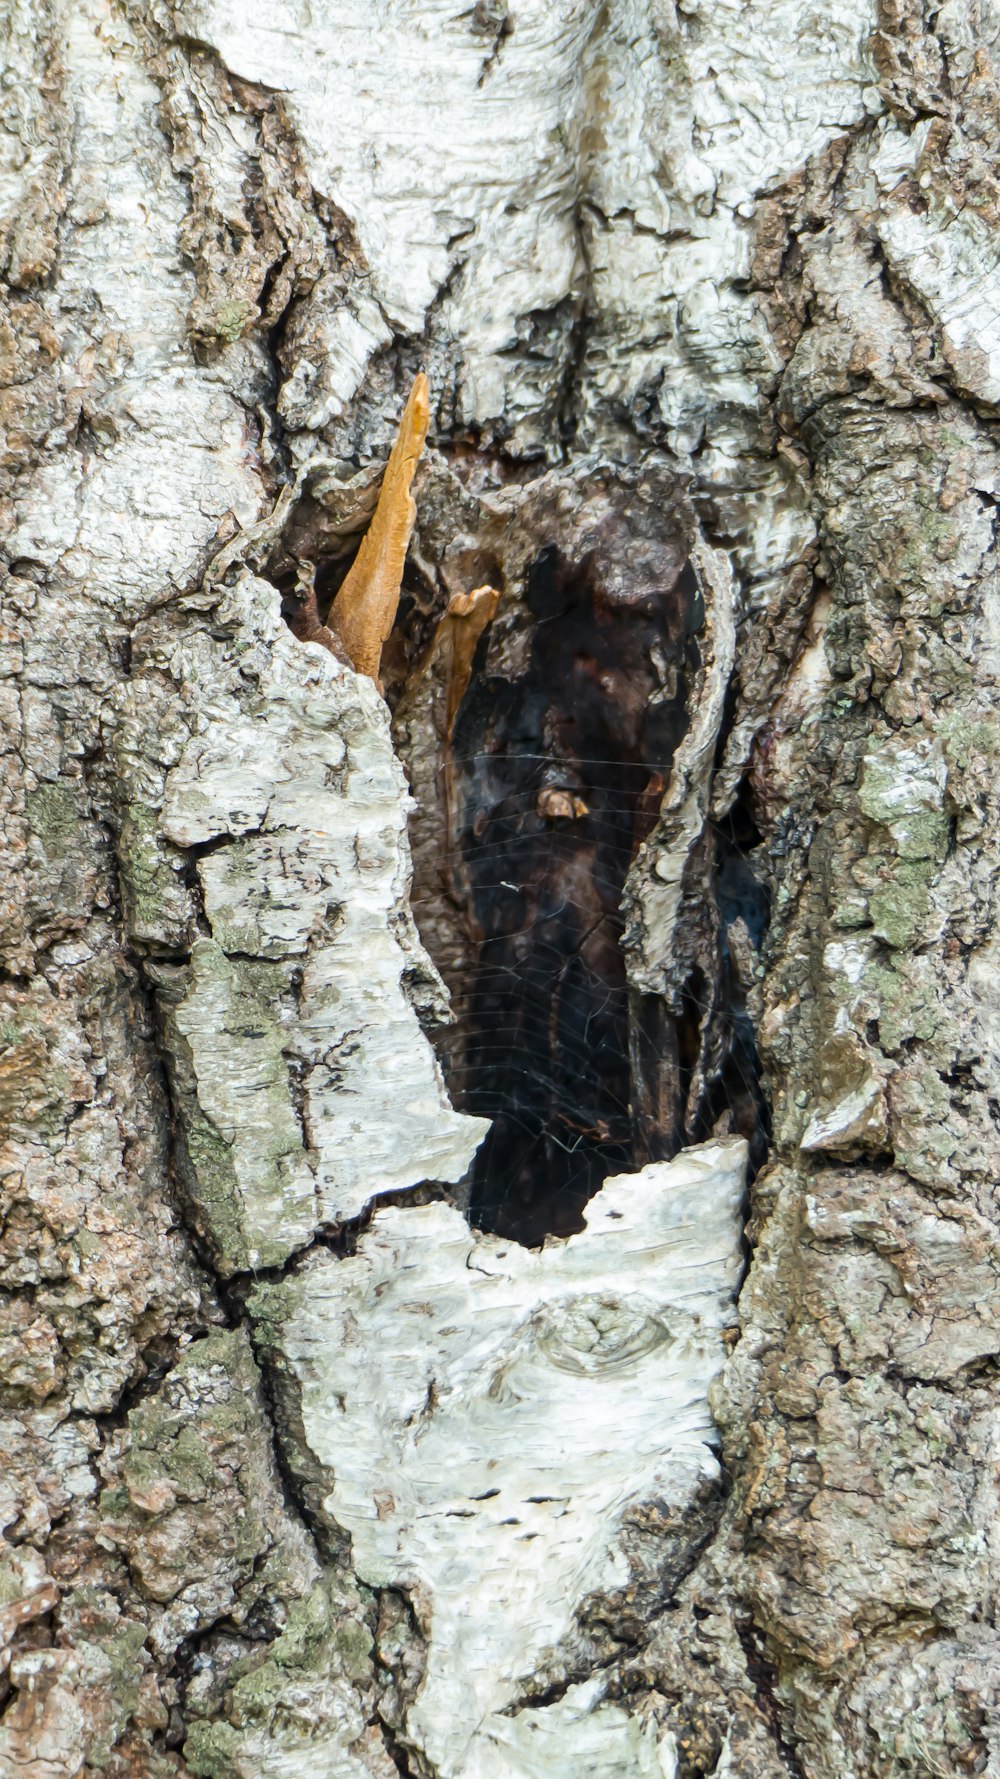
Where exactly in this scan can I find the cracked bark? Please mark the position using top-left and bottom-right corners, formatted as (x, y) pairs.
(2, 2), (1000, 1776)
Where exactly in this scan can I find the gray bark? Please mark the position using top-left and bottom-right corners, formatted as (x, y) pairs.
(2, 2), (999, 1777)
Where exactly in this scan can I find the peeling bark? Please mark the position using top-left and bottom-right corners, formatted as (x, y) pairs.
(3, 2), (1000, 1777)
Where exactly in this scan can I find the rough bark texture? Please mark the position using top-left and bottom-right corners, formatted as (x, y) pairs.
(2, 2), (1000, 1777)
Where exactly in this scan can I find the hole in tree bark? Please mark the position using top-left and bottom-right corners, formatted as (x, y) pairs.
(389, 474), (769, 1244)
(273, 458), (768, 1240)
(447, 549), (694, 1241)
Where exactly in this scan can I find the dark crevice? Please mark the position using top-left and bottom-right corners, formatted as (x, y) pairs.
(235, 1302), (354, 1570)
(87, 1320), (225, 1444)
(470, 0), (514, 85)
(378, 1720), (420, 1779)
(122, 931), (242, 1304)
(447, 544), (690, 1242)
(499, 1645), (623, 1717)
(690, 789), (772, 1178)
(555, 282), (591, 454)
(101, 836), (235, 1339)
(398, 512), (770, 1246)
(223, 1171), (471, 1291)
(735, 1618), (808, 1779)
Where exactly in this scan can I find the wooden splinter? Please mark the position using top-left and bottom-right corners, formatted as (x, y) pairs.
(437, 585), (501, 740)
(328, 371), (431, 682)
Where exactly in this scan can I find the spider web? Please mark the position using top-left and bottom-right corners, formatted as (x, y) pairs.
(409, 746), (768, 1247)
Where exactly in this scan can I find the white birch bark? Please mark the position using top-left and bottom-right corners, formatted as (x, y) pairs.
(2, 3), (1000, 1778)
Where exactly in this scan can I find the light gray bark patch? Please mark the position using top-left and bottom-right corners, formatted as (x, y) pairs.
(249, 1138), (747, 1779)
(112, 570), (487, 1273)
(171, 0), (877, 464)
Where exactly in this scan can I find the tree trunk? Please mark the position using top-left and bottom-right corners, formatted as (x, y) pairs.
(2, 2), (999, 1775)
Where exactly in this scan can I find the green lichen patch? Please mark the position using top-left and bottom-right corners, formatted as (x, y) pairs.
(858, 743), (949, 861)
(184, 1578), (378, 1779)
(117, 803), (194, 950)
(25, 782), (81, 849)
(865, 957), (942, 1053)
(867, 857), (939, 951)
(23, 782), (102, 937)
(852, 741), (950, 949)
(57, 1587), (151, 1767)
(184, 1720), (243, 1779)
(889, 1066), (960, 1190)
(209, 298), (259, 343)
(96, 1331), (309, 1647)
(152, 940), (315, 1275)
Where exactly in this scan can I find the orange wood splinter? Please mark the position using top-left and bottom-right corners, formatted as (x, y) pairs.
(328, 372), (431, 682)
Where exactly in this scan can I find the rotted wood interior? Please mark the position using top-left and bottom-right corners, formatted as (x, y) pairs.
(388, 469), (764, 1243)
(278, 459), (768, 1244)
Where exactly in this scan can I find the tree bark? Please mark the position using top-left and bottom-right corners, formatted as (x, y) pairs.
(2, 2), (999, 1776)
